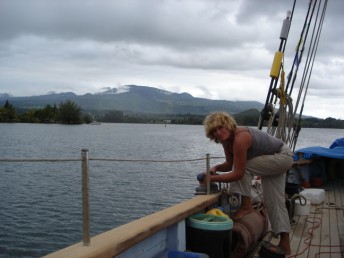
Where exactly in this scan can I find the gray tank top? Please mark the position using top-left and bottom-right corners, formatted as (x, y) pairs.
(246, 127), (284, 160)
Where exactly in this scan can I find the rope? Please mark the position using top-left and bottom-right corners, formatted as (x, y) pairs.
(286, 0), (316, 96)
(0, 156), (225, 163)
(257, 2), (296, 131)
(91, 157), (210, 163)
(266, 64), (295, 145)
(287, 216), (344, 258)
(261, 0), (328, 151)
(287, 199), (344, 257)
(287, 217), (322, 258)
(291, 0), (328, 150)
(0, 158), (82, 162)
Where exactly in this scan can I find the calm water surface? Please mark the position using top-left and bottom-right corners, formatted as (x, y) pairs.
(0, 123), (343, 257)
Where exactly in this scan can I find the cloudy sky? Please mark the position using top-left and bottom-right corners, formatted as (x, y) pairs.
(0, 0), (342, 119)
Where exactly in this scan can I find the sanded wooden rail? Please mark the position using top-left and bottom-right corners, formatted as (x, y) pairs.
(43, 192), (221, 258)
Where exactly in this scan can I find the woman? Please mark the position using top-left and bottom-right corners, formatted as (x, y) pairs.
(202, 112), (293, 255)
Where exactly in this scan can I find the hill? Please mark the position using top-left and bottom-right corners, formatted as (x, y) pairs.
(0, 85), (264, 115)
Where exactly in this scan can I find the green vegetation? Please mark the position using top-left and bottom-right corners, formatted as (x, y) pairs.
(1, 100), (83, 124)
(0, 100), (16, 122)
(301, 117), (344, 128)
(1, 100), (344, 128)
(57, 100), (82, 124)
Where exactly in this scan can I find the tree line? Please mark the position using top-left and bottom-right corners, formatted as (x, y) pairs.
(1, 99), (343, 128)
(0, 100), (85, 124)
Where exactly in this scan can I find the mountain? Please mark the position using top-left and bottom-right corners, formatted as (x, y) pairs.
(0, 85), (264, 115)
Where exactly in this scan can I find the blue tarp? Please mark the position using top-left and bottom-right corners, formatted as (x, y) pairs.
(294, 137), (344, 161)
(330, 137), (344, 149)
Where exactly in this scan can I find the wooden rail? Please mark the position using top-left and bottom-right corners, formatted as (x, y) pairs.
(43, 193), (221, 258)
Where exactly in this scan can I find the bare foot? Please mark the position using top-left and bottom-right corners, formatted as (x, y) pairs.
(231, 207), (254, 221)
(278, 244), (291, 255)
(263, 242), (289, 256)
(278, 232), (291, 255)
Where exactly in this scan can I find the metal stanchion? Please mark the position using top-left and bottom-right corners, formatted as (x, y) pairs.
(206, 153), (210, 195)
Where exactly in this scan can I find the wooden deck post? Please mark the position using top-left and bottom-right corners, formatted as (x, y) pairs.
(81, 148), (90, 246)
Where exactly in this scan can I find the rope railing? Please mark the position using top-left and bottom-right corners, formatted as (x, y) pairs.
(89, 156), (224, 163)
(0, 149), (225, 246)
(0, 157), (224, 163)
(0, 158), (82, 162)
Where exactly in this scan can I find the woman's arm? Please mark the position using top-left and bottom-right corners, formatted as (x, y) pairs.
(210, 141), (233, 173)
(210, 161), (231, 172)
(210, 130), (252, 183)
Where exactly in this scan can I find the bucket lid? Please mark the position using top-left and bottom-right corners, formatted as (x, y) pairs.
(186, 213), (233, 231)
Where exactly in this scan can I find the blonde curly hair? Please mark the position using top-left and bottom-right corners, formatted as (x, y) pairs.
(203, 112), (237, 143)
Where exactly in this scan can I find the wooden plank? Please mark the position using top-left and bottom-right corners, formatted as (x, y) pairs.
(289, 214), (303, 256)
(313, 193), (328, 258)
(307, 203), (323, 258)
(307, 180), (344, 258)
(337, 179), (344, 256)
(43, 193), (221, 258)
(289, 213), (310, 256)
(330, 179), (344, 257)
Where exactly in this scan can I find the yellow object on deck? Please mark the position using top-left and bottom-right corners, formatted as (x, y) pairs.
(270, 51), (284, 78)
(206, 208), (229, 218)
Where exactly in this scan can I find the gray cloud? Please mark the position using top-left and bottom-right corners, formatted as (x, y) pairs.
(0, 0), (343, 119)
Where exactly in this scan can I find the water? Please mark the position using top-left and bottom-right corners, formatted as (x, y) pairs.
(0, 123), (343, 258)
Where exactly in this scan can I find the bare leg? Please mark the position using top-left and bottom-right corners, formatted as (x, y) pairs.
(278, 232), (291, 255)
(231, 195), (254, 221)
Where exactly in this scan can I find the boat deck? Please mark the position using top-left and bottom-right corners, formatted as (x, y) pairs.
(251, 179), (344, 258)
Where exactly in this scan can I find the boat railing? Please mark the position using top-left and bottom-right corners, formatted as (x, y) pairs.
(0, 149), (225, 248)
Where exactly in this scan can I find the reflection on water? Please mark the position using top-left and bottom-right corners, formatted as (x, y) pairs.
(0, 124), (343, 257)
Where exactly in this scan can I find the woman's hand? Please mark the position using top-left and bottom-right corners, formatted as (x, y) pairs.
(210, 166), (217, 173)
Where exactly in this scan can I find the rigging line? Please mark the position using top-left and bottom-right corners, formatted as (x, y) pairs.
(267, 97), (294, 144)
(292, 1), (328, 151)
(266, 52), (295, 143)
(258, 0), (314, 131)
(295, 1), (327, 121)
(264, 25), (288, 105)
(283, 97), (295, 145)
(282, 0), (296, 54)
(268, 0), (297, 105)
(257, 1), (296, 130)
(288, 0), (326, 149)
(299, 0), (328, 119)
(270, 4), (321, 143)
(295, 0), (325, 115)
(287, 0), (318, 97)
(285, 0), (315, 95)
(293, 0), (324, 116)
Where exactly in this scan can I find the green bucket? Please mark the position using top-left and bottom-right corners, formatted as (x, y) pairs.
(186, 213), (233, 231)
